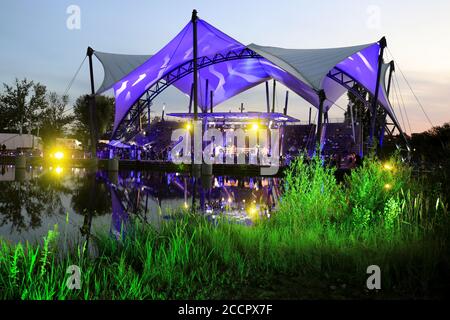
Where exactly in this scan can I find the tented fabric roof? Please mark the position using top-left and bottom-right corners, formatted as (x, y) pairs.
(94, 51), (151, 94)
(92, 16), (394, 136)
(379, 62), (401, 129)
(248, 43), (375, 90)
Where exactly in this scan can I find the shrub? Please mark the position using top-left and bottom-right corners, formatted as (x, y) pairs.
(345, 153), (411, 230)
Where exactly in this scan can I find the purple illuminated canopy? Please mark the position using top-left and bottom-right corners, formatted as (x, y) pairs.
(166, 111), (299, 123)
(93, 15), (400, 138)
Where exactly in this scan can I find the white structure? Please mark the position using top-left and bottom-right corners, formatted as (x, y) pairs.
(0, 133), (43, 152)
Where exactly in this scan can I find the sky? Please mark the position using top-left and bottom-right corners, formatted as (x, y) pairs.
(0, 0), (449, 134)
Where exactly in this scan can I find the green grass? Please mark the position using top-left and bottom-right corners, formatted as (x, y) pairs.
(0, 154), (449, 299)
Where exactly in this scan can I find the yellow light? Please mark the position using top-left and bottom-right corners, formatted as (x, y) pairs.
(384, 183), (392, 190)
(248, 205), (259, 220)
(54, 166), (63, 175)
(184, 202), (189, 209)
(186, 123), (192, 131)
(54, 151), (64, 160)
(383, 163), (393, 171)
(251, 123), (259, 131)
(228, 197), (232, 203)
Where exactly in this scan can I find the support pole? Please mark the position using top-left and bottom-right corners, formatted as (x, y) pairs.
(188, 83), (193, 114)
(271, 79), (276, 113)
(308, 107), (312, 125)
(191, 9), (199, 210)
(148, 103), (152, 127)
(204, 79), (209, 113)
(192, 10), (199, 121)
(265, 81), (270, 113)
(210, 90), (213, 113)
(283, 90), (289, 115)
(369, 36), (387, 147)
(349, 102), (356, 143)
(87, 47), (97, 158)
(316, 90), (326, 147)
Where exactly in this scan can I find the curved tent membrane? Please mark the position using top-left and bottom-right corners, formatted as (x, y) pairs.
(92, 13), (404, 141)
(94, 51), (152, 94)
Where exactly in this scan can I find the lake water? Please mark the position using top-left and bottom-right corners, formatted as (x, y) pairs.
(0, 165), (282, 245)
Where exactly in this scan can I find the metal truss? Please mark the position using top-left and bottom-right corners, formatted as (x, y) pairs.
(326, 67), (409, 150)
(112, 47), (262, 140)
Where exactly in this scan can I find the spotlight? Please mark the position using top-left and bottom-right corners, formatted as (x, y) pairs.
(384, 183), (392, 190)
(54, 151), (64, 160)
(247, 205), (259, 220)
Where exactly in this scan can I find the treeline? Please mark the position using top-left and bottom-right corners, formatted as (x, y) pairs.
(411, 123), (450, 166)
(0, 78), (115, 149)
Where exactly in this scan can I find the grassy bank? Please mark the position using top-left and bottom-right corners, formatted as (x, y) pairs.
(0, 154), (449, 299)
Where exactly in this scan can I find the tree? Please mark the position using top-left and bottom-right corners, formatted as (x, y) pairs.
(0, 78), (47, 133)
(344, 84), (371, 140)
(39, 92), (74, 146)
(72, 95), (115, 148)
(411, 122), (450, 165)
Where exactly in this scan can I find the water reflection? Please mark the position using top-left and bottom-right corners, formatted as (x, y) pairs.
(0, 165), (70, 233)
(0, 165), (282, 244)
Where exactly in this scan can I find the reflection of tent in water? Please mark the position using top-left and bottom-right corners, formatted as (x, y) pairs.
(100, 170), (282, 228)
(208, 177), (281, 209)
(110, 187), (129, 239)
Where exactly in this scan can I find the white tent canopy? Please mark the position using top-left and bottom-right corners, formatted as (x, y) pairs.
(248, 42), (375, 90)
(94, 51), (152, 94)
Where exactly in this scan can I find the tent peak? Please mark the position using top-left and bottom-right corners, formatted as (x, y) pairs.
(191, 9), (198, 21)
(379, 36), (387, 48)
(86, 46), (94, 57)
